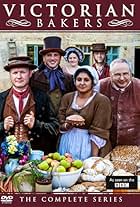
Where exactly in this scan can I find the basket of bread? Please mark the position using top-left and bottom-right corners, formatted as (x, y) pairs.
(108, 145), (140, 173)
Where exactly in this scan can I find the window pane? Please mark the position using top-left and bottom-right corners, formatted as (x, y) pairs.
(27, 45), (34, 61)
(80, 54), (90, 65)
(112, 47), (118, 53)
(106, 46), (119, 65)
(27, 44), (43, 66)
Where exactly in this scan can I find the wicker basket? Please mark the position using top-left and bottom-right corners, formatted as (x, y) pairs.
(111, 159), (137, 174)
(107, 145), (140, 174)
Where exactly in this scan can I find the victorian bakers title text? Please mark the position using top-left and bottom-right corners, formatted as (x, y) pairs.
(2, 3), (135, 29)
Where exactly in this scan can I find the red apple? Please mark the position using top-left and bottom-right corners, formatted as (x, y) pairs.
(41, 155), (48, 160)
(50, 160), (60, 167)
(64, 153), (73, 158)
(65, 157), (73, 163)
(67, 166), (78, 172)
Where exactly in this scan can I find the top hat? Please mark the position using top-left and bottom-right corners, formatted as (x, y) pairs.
(91, 43), (107, 52)
(64, 46), (84, 63)
(39, 36), (65, 56)
(4, 56), (37, 71)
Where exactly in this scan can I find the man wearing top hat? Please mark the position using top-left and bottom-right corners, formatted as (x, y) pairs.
(0, 56), (59, 154)
(91, 43), (110, 79)
(30, 36), (74, 114)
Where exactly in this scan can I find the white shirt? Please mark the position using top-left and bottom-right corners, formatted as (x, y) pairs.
(13, 94), (29, 120)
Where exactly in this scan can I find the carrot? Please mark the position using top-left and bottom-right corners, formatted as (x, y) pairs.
(8, 181), (13, 192)
(3, 175), (12, 189)
(0, 180), (3, 192)
(12, 185), (17, 192)
(6, 182), (10, 192)
(0, 185), (7, 192)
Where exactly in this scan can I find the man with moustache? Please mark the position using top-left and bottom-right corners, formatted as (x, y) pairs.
(91, 43), (110, 79)
(0, 56), (59, 154)
(100, 58), (140, 148)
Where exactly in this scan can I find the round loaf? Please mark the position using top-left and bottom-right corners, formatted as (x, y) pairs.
(66, 115), (85, 125)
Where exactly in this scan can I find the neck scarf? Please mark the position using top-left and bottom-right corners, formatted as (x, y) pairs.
(12, 87), (30, 114)
(44, 66), (66, 92)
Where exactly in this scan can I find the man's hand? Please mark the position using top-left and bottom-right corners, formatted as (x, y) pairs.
(4, 116), (14, 131)
(24, 111), (35, 129)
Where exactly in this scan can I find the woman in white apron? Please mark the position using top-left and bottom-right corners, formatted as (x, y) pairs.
(58, 65), (112, 160)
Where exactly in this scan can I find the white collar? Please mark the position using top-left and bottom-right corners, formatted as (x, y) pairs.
(111, 81), (131, 92)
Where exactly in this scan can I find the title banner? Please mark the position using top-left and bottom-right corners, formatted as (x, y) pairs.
(0, 193), (140, 207)
(0, 0), (139, 31)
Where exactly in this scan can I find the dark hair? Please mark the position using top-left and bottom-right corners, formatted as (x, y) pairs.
(74, 68), (94, 85)
(67, 51), (80, 62)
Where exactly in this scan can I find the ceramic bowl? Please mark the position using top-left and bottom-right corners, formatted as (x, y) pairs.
(52, 167), (83, 189)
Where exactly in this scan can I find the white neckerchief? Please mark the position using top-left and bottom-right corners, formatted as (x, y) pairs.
(71, 91), (96, 110)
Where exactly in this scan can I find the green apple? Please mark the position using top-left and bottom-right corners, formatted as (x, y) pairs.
(38, 160), (49, 171)
(48, 166), (53, 172)
(52, 152), (61, 161)
(56, 165), (66, 173)
(72, 160), (83, 169)
(60, 155), (65, 160)
(46, 158), (52, 164)
(60, 159), (71, 169)
(48, 153), (53, 158)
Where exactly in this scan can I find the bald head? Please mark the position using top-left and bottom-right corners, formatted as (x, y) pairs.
(109, 58), (132, 89)
(110, 58), (132, 73)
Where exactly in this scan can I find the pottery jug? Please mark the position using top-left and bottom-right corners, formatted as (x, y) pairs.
(5, 158), (19, 175)
(35, 178), (52, 192)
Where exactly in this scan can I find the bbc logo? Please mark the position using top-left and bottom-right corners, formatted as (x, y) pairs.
(115, 183), (129, 188)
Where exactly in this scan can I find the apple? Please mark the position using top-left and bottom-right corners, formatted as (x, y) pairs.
(46, 158), (52, 164)
(65, 153), (73, 158)
(47, 166), (53, 172)
(72, 160), (83, 169)
(41, 155), (48, 160)
(56, 165), (66, 173)
(38, 161), (49, 171)
(65, 157), (73, 163)
(52, 152), (61, 161)
(60, 155), (65, 160)
(67, 166), (78, 172)
(50, 160), (60, 167)
(60, 159), (71, 169)
(48, 153), (53, 158)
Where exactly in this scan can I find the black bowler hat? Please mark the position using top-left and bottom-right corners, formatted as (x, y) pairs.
(39, 36), (65, 56)
(4, 56), (37, 71)
(91, 43), (107, 52)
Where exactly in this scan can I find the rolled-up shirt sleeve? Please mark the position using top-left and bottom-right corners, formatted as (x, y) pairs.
(90, 134), (106, 149)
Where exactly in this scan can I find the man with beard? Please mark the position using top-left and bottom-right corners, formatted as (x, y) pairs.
(91, 43), (110, 79)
